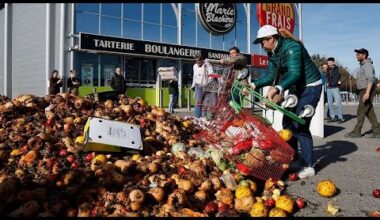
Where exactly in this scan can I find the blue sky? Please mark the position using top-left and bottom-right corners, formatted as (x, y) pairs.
(302, 3), (380, 77)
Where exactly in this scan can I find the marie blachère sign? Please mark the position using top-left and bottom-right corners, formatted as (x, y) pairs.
(79, 33), (251, 62)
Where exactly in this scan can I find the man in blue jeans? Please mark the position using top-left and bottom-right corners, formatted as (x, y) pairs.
(326, 57), (344, 123)
(191, 53), (208, 118)
(251, 25), (322, 178)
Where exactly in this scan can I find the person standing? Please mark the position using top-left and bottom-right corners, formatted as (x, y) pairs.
(326, 57), (344, 123)
(67, 69), (80, 95)
(110, 67), (127, 95)
(321, 63), (330, 119)
(251, 25), (322, 178)
(48, 69), (63, 95)
(168, 79), (179, 114)
(345, 48), (380, 138)
(191, 53), (208, 118)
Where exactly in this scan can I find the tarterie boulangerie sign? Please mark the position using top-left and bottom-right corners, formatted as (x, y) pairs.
(79, 33), (251, 64)
(257, 3), (295, 33)
(196, 3), (236, 35)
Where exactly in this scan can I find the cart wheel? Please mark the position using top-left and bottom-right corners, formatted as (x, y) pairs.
(299, 105), (315, 118)
(281, 94), (298, 109)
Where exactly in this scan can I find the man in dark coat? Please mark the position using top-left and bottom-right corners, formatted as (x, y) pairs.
(110, 67), (127, 95)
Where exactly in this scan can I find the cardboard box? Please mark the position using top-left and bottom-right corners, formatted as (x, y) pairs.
(83, 117), (143, 152)
(158, 67), (177, 81)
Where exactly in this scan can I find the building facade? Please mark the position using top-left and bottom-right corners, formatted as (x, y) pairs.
(1, 3), (300, 107)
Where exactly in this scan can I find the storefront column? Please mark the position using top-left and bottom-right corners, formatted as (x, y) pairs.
(59, 3), (66, 91)
(45, 3), (53, 95)
(177, 3), (183, 108)
(4, 3), (12, 97)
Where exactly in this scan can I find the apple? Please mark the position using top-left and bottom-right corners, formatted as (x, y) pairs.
(289, 173), (299, 181)
(296, 198), (306, 209)
(218, 202), (229, 212)
(71, 162), (79, 169)
(66, 155), (75, 164)
(85, 153), (94, 162)
(373, 189), (380, 198)
(264, 198), (276, 208)
(376, 147), (380, 152)
(204, 201), (218, 213)
(59, 148), (68, 157)
(63, 123), (71, 133)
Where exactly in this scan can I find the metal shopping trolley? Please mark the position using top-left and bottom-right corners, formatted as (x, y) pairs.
(193, 60), (296, 180)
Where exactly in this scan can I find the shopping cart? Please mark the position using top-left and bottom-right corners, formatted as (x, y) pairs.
(193, 60), (295, 181)
(229, 80), (316, 125)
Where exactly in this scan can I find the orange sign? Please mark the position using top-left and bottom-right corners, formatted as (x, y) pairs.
(257, 3), (295, 33)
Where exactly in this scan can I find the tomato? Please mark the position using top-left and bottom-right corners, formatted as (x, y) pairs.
(204, 201), (218, 213)
(373, 189), (380, 198)
(66, 155), (75, 164)
(236, 163), (250, 175)
(296, 198), (306, 209)
(289, 173), (299, 181)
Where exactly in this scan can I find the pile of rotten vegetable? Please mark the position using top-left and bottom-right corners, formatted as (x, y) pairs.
(0, 93), (302, 217)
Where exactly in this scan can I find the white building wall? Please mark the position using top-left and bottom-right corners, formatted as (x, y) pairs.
(11, 3), (46, 97)
(0, 8), (4, 95)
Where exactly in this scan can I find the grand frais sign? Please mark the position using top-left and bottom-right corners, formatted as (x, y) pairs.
(257, 3), (295, 33)
(196, 3), (237, 35)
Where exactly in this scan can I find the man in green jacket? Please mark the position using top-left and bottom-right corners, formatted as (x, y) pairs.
(251, 25), (323, 179)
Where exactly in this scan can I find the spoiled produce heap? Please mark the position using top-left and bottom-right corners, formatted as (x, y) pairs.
(0, 93), (302, 217)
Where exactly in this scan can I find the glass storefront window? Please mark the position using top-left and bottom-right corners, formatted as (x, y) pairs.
(123, 3), (142, 21)
(76, 3), (99, 14)
(211, 35), (224, 50)
(223, 27), (236, 50)
(101, 3), (121, 18)
(143, 23), (160, 42)
(162, 3), (177, 27)
(182, 4), (196, 47)
(162, 26), (177, 44)
(76, 52), (99, 87)
(182, 61), (195, 87)
(143, 3), (160, 24)
(236, 4), (248, 53)
(123, 20), (142, 39)
(100, 54), (122, 86)
(197, 19), (210, 48)
(76, 12), (99, 34)
(125, 58), (140, 83)
(140, 59), (156, 84)
(100, 16), (121, 36)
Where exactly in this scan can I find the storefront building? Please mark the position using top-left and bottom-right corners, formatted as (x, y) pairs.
(0, 3), (300, 107)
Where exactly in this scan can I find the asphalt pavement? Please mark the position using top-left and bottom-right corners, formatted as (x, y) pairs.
(172, 104), (380, 217)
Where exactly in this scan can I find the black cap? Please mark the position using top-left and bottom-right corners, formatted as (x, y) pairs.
(354, 48), (369, 57)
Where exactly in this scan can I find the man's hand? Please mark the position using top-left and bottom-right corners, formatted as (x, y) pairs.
(264, 86), (280, 101)
(219, 59), (225, 64)
(362, 92), (370, 102)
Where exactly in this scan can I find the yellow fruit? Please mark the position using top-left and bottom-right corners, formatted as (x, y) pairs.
(269, 207), (287, 217)
(235, 196), (255, 213)
(132, 154), (141, 161)
(278, 129), (293, 141)
(246, 180), (258, 195)
(275, 195), (294, 213)
(235, 185), (252, 199)
(144, 136), (156, 142)
(92, 154), (107, 163)
(249, 202), (269, 217)
(75, 136), (85, 145)
(10, 149), (23, 156)
(182, 120), (192, 128)
(137, 99), (145, 106)
(316, 180), (337, 198)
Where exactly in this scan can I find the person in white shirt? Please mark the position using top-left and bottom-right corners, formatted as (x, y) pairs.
(191, 53), (208, 118)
